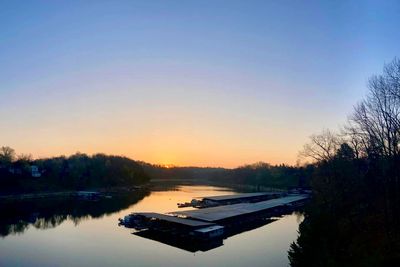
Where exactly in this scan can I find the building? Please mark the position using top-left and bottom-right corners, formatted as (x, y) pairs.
(31, 165), (41, 177)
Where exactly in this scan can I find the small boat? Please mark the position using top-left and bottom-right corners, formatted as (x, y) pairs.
(177, 202), (192, 208)
(118, 214), (148, 230)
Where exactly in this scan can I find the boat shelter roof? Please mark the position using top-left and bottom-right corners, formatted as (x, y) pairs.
(172, 195), (309, 222)
(134, 212), (215, 227)
(203, 192), (281, 202)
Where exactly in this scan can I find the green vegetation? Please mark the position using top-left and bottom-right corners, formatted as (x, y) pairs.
(289, 58), (400, 266)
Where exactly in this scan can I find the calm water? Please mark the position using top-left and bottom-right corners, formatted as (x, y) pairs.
(0, 185), (303, 267)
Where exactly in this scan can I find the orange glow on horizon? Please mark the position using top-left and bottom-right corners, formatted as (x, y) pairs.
(26, 147), (299, 168)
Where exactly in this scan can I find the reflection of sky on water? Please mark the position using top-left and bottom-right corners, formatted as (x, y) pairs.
(0, 186), (302, 267)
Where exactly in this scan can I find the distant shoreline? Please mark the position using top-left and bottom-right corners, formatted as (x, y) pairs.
(0, 191), (79, 201)
(0, 186), (148, 201)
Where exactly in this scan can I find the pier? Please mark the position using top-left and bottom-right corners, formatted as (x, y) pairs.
(172, 195), (308, 223)
(201, 192), (283, 205)
(120, 193), (309, 248)
(178, 191), (284, 208)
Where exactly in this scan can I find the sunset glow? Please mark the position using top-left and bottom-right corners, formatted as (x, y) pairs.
(1, 1), (399, 167)
(1, 1), (400, 266)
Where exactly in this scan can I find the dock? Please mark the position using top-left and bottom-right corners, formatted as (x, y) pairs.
(128, 212), (215, 228)
(119, 192), (310, 252)
(178, 191), (284, 208)
(120, 193), (309, 246)
(203, 192), (283, 204)
(171, 195), (308, 223)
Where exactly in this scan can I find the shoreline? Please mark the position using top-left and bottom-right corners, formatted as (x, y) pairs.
(0, 185), (149, 201)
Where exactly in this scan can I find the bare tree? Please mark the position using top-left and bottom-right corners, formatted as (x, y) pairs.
(342, 124), (369, 160)
(349, 58), (400, 158)
(17, 153), (33, 163)
(299, 129), (341, 162)
(384, 57), (400, 100)
(0, 146), (16, 164)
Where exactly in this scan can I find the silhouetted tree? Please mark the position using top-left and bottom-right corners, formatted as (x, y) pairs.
(289, 58), (400, 267)
(350, 58), (400, 158)
(300, 129), (341, 162)
(0, 146), (16, 165)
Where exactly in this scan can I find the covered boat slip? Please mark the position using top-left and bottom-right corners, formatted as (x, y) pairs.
(171, 195), (309, 222)
(199, 192), (284, 207)
(131, 212), (226, 242)
(202, 192), (282, 202)
(121, 194), (309, 245)
(133, 212), (215, 228)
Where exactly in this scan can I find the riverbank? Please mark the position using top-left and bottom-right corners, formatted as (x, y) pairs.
(0, 185), (149, 201)
(149, 179), (288, 193)
(0, 179), (290, 202)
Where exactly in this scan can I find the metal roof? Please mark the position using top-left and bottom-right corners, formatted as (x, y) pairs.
(202, 192), (281, 202)
(171, 195), (309, 222)
(134, 212), (215, 227)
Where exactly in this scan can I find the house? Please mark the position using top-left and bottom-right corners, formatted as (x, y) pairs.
(31, 165), (41, 177)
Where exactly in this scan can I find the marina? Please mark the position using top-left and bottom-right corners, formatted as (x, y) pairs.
(173, 195), (308, 223)
(120, 192), (310, 247)
(0, 185), (306, 266)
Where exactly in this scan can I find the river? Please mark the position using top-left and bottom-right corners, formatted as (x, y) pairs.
(0, 185), (303, 267)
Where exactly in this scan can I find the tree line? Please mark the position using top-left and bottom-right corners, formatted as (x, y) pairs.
(1, 147), (311, 194)
(0, 149), (149, 194)
(141, 161), (313, 189)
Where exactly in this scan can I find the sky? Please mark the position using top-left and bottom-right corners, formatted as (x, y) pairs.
(1, 0), (399, 167)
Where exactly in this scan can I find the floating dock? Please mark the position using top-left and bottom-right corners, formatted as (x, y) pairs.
(132, 212), (215, 227)
(178, 191), (284, 208)
(171, 195), (308, 223)
(202, 192), (283, 204)
(119, 192), (310, 252)
(121, 195), (309, 231)
(120, 212), (225, 240)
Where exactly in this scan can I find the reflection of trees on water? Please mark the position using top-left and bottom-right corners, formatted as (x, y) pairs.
(0, 190), (149, 237)
(34, 215), (71, 230)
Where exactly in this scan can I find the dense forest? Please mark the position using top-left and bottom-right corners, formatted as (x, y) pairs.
(289, 58), (400, 266)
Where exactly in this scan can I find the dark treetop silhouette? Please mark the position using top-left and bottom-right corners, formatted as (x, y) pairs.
(289, 58), (400, 266)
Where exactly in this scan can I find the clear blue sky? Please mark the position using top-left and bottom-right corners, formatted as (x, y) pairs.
(1, 0), (399, 167)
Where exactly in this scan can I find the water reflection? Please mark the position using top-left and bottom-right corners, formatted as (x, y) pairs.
(0, 190), (150, 237)
(132, 213), (302, 253)
(133, 217), (277, 252)
(135, 230), (224, 252)
(0, 185), (303, 267)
